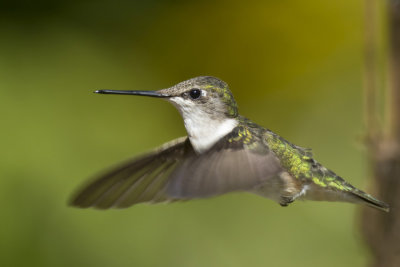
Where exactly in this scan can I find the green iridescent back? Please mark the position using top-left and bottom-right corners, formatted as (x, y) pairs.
(226, 116), (355, 192)
(264, 131), (355, 192)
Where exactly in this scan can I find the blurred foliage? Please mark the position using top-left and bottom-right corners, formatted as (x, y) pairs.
(0, 0), (379, 266)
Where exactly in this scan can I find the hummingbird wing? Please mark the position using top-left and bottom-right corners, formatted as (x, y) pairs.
(70, 137), (191, 209)
(71, 127), (283, 209)
(166, 130), (282, 199)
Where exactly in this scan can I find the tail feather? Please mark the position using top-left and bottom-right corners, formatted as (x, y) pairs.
(350, 189), (390, 212)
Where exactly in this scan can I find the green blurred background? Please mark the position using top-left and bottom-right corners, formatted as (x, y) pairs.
(0, 0), (385, 266)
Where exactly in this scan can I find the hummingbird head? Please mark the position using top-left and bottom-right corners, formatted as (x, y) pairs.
(158, 76), (238, 120)
(95, 76), (239, 153)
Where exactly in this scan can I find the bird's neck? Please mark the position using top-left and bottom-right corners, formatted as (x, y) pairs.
(183, 114), (238, 154)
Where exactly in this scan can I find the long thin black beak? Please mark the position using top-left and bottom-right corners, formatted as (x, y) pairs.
(94, 89), (170, 98)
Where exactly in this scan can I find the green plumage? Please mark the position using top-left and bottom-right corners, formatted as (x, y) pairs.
(224, 116), (389, 212)
(263, 125), (389, 212)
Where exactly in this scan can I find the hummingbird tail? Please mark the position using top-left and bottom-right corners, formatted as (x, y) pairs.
(350, 189), (390, 212)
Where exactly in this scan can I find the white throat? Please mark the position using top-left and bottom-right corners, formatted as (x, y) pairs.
(169, 97), (238, 153)
(184, 116), (238, 153)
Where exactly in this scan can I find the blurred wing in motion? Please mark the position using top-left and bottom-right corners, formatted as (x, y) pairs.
(70, 130), (282, 209)
(166, 139), (282, 199)
(70, 137), (190, 209)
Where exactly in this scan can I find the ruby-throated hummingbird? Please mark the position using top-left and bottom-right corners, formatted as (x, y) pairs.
(71, 76), (389, 212)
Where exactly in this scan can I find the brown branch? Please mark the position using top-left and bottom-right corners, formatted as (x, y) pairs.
(362, 1), (400, 267)
(388, 0), (400, 139)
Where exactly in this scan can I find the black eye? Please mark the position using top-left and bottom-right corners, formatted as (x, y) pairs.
(189, 89), (201, 99)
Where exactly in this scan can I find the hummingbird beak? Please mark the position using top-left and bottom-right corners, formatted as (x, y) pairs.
(94, 89), (170, 98)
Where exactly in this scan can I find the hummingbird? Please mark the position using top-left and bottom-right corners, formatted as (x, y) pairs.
(70, 76), (389, 212)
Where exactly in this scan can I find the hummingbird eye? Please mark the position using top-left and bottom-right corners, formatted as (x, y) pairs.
(189, 89), (201, 99)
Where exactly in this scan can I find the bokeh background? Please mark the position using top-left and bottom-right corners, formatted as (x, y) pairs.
(0, 0), (387, 266)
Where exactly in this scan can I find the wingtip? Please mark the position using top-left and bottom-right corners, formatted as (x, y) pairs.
(368, 202), (390, 212)
(378, 203), (390, 213)
(352, 190), (390, 212)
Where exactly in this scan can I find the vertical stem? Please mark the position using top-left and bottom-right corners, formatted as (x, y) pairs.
(388, 0), (400, 140)
(362, 1), (400, 266)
